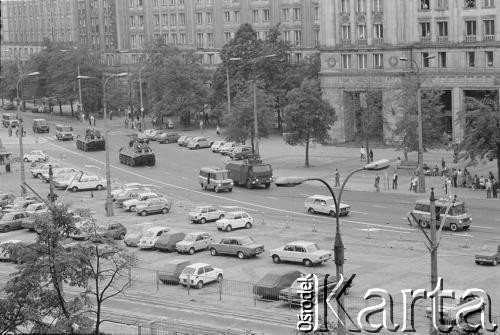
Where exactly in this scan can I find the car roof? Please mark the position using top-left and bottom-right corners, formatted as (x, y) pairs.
(139, 192), (157, 196)
(415, 199), (465, 206)
(0, 239), (23, 245)
(220, 236), (248, 240)
(187, 231), (209, 236)
(226, 211), (248, 215)
(285, 241), (316, 246)
(188, 262), (211, 268)
(33, 119), (47, 121)
(147, 226), (169, 232)
(307, 195), (333, 200)
(200, 167), (228, 172)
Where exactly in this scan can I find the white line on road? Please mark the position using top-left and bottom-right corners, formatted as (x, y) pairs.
(356, 227), (411, 234)
(181, 177), (188, 180)
(372, 205), (387, 208)
(473, 225), (496, 229)
(350, 210), (369, 214)
(265, 196), (278, 200)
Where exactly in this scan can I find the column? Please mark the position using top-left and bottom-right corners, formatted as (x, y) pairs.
(323, 86), (345, 143)
(451, 87), (462, 142)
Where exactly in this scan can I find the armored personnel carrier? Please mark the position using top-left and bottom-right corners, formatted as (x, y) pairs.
(76, 129), (105, 152)
(119, 136), (155, 167)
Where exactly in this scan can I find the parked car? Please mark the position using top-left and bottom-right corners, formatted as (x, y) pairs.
(187, 137), (212, 149)
(31, 162), (62, 178)
(154, 231), (185, 252)
(230, 145), (253, 160)
(0, 240), (25, 263)
(219, 142), (237, 155)
(54, 174), (80, 189)
(270, 241), (332, 267)
(475, 244), (500, 266)
(158, 259), (192, 285)
(176, 232), (213, 255)
(209, 236), (264, 259)
(25, 203), (49, 215)
(41, 167), (78, 182)
(32, 118), (49, 133)
(135, 197), (171, 216)
(2, 197), (38, 213)
(279, 273), (349, 305)
(216, 211), (254, 232)
(211, 141), (226, 153)
(177, 135), (193, 146)
(2, 113), (18, 127)
(111, 183), (151, 199)
(92, 223), (127, 241)
(114, 189), (147, 207)
(0, 211), (30, 232)
(253, 270), (303, 300)
(141, 129), (159, 140)
(179, 262), (223, 289)
(123, 192), (160, 211)
(188, 205), (225, 224)
(304, 195), (351, 217)
(124, 232), (143, 247)
(55, 124), (74, 140)
(157, 132), (180, 144)
(0, 193), (16, 209)
(23, 150), (49, 162)
(138, 226), (170, 249)
(68, 174), (106, 192)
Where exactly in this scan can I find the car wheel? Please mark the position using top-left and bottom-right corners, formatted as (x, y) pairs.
(24, 158), (29, 162)
(36, 173), (42, 178)
(119, 233), (125, 240)
(200, 217), (206, 224)
(246, 180), (253, 189)
(308, 208), (315, 214)
(217, 274), (223, 282)
(264, 183), (271, 189)
(210, 248), (218, 256)
(420, 220), (429, 228)
(140, 211), (147, 216)
(329, 210), (336, 216)
(96, 185), (103, 191)
(228, 188), (232, 192)
(237, 251), (245, 259)
(449, 223), (458, 232)
(475, 260), (480, 265)
(196, 281), (203, 289)
(71, 186), (78, 192)
(493, 260), (498, 266)
(129, 205), (136, 212)
(225, 225), (232, 232)
(214, 186), (220, 193)
(272, 255), (281, 264)
(201, 183), (204, 189)
(162, 207), (169, 214)
(189, 247), (195, 255)
(219, 214), (224, 219)
(303, 259), (313, 267)
(245, 222), (252, 229)
(195, 145), (200, 149)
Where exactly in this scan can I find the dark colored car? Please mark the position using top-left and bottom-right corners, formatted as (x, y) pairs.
(92, 223), (127, 242)
(158, 259), (192, 285)
(154, 231), (185, 252)
(253, 270), (303, 300)
(229, 146), (253, 160)
(209, 236), (264, 259)
(157, 132), (180, 144)
(32, 119), (49, 133)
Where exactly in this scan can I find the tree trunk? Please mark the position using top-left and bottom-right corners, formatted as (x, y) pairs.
(95, 246), (101, 335)
(305, 135), (310, 167)
(58, 100), (63, 115)
(70, 99), (74, 117)
(365, 136), (370, 164)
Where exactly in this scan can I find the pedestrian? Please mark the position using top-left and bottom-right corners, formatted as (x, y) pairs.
(369, 149), (374, 163)
(485, 179), (492, 199)
(125, 118), (129, 129)
(446, 177), (452, 196)
(452, 168), (458, 188)
(109, 110), (113, 120)
(441, 158), (446, 176)
(443, 176), (448, 195)
(374, 174), (380, 192)
(8, 124), (12, 137)
(472, 174), (479, 190)
(492, 178), (498, 198)
(93, 115), (96, 126)
(360, 146), (366, 162)
(392, 171), (398, 190)
(410, 177), (418, 192)
(395, 157), (402, 169)
(81, 112), (85, 123)
(199, 120), (204, 132)
(488, 171), (495, 181)
(90, 115), (94, 126)
(334, 169), (340, 187)
(457, 168), (463, 187)
(216, 124), (221, 136)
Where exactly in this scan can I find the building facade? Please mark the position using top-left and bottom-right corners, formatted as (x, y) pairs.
(320, 0), (500, 144)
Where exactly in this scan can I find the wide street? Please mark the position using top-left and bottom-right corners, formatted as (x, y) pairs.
(1, 110), (499, 334)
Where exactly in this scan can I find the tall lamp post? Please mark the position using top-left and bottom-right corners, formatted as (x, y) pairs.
(277, 159), (391, 333)
(400, 55), (434, 193)
(17, 71), (40, 196)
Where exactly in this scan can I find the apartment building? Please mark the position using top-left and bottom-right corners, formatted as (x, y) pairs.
(320, 0), (500, 144)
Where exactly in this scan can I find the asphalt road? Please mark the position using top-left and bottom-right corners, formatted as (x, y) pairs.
(1, 112), (499, 333)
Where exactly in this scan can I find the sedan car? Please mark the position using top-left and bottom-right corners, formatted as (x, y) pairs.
(229, 145), (253, 160)
(111, 183), (151, 199)
(177, 135), (193, 147)
(138, 226), (170, 249)
(158, 259), (192, 285)
(475, 244), (500, 266)
(209, 236), (264, 259)
(211, 141), (225, 152)
(270, 241), (332, 267)
(176, 232), (213, 255)
(114, 189), (146, 207)
(179, 263), (223, 289)
(23, 150), (49, 163)
(140, 129), (159, 140)
(31, 162), (62, 178)
(188, 205), (225, 224)
(216, 211), (253, 232)
(253, 270), (303, 300)
(92, 223), (127, 241)
(41, 167), (78, 182)
(2, 197), (38, 213)
(25, 203), (49, 215)
(0, 211), (30, 232)
(187, 137), (212, 150)
(278, 273), (349, 305)
(157, 132), (180, 144)
(124, 232), (143, 247)
(68, 175), (106, 192)
(123, 192), (160, 212)
(135, 198), (171, 216)
(219, 142), (237, 155)
(69, 219), (94, 240)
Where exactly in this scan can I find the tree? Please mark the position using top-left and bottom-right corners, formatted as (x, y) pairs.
(0, 60), (19, 104)
(459, 96), (500, 181)
(283, 79), (337, 167)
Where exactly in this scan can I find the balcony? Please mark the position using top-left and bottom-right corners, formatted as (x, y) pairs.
(436, 36), (448, 44)
(419, 36), (431, 43)
(464, 35), (476, 42)
(373, 37), (384, 44)
(340, 39), (351, 45)
(484, 34), (496, 41)
(357, 38), (367, 45)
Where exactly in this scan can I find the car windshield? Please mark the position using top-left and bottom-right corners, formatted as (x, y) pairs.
(306, 244), (320, 252)
(26, 204), (38, 211)
(214, 171), (229, 179)
(60, 126), (73, 132)
(239, 237), (255, 245)
(251, 165), (271, 173)
(184, 234), (197, 241)
(182, 267), (196, 275)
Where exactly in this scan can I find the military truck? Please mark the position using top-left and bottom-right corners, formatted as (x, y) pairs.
(119, 136), (155, 167)
(76, 129), (105, 151)
(225, 158), (273, 189)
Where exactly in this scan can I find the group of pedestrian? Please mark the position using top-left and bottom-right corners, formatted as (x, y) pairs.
(125, 114), (142, 131)
(360, 146), (374, 163)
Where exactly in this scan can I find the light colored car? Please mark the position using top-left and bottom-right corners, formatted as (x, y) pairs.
(41, 167), (78, 182)
(209, 236), (265, 259)
(68, 174), (106, 192)
(23, 150), (49, 163)
(30, 162), (62, 178)
(176, 232), (213, 254)
(114, 189), (149, 207)
(54, 174), (81, 189)
(179, 262), (223, 289)
(219, 142), (237, 155)
(124, 232), (143, 247)
(2, 197), (38, 213)
(270, 241), (332, 267)
(25, 203), (49, 215)
(138, 226), (170, 249)
(69, 218), (94, 240)
(123, 192), (160, 212)
(93, 223), (127, 241)
(216, 211), (253, 232)
(143, 129), (159, 140)
(157, 132), (180, 144)
(229, 145), (253, 160)
(187, 137), (212, 149)
(111, 183), (151, 198)
(189, 205), (225, 224)
(0, 211), (30, 232)
(304, 195), (351, 216)
(135, 198), (171, 216)
(211, 141), (226, 152)
(177, 135), (193, 146)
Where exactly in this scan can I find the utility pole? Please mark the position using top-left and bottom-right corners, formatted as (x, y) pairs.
(139, 69), (144, 130)
(77, 64), (83, 115)
(416, 78), (426, 193)
(252, 78), (259, 156)
(429, 188), (438, 333)
(226, 65), (231, 115)
(103, 88), (114, 217)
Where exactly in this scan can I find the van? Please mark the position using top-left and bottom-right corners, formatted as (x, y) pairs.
(32, 119), (49, 133)
(304, 195), (351, 216)
(2, 113), (19, 128)
(199, 167), (233, 193)
(55, 124), (74, 140)
(154, 231), (185, 252)
(408, 198), (471, 232)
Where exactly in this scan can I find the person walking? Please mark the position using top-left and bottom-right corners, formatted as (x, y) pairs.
(93, 115), (96, 126)
(369, 149), (374, 163)
(452, 168), (458, 188)
(109, 110), (113, 120)
(485, 179), (492, 199)
(488, 171), (495, 182)
(360, 146), (366, 162)
(90, 115), (94, 126)
(8, 124), (12, 137)
(441, 158), (446, 176)
(492, 178), (498, 198)
(374, 174), (380, 192)
(81, 112), (85, 123)
(392, 171), (398, 190)
(216, 124), (221, 136)
(125, 118), (129, 129)
(446, 177), (452, 196)
(334, 169), (340, 187)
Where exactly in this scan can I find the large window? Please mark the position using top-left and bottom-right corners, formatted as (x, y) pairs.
(467, 51), (475, 67)
(420, 22), (431, 37)
(358, 24), (366, 39)
(374, 24), (383, 38)
(485, 51), (494, 67)
(438, 52), (447, 67)
(281, 8), (290, 21)
(207, 33), (214, 48)
(234, 11), (240, 23)
(341, 0), (350, 13)
(420, 0), (430, 9)
(293, 7), (301, 20)
(341, 54), (351, 68)
(342, 25), (351, 40)
(421, 52), (430, 67)
(224, 11), (230, 22)
(196, 12), (203, 24)
(357, 0), (366, 12)
(138, 15), (144, 28)
(437, 21), (448, 36)
(170, 13), (176, 25)
(484, 20), (495, 36)
(484, 0), (495, 7)
(465, 20), (476, 35)
(263, 9), (270, 21)
(465, 0), (476, 8)
(294, 30), (302, 45)
(154, 14), (159, 26)
(252, 10), (259, 23)
(437, 0), (448, 9)
(196, 33), (204, 48)
(373, 53), (383, 68)
(224, 31), (232, 42)
(357, 54), (367, 69)
(373, 0), (383, 11)
(162, 14), (168, 25)
(206, 12), (212, 24)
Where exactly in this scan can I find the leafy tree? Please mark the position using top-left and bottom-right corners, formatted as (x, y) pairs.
(283, 79), (337, 167)
(459, 96), (500, 180)
(0, 60), (19, 104)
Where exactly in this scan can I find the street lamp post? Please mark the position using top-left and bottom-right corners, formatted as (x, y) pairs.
(400, 56), (434, 193)
(138, 68), (145, 130)
(277, 159), (391, 333)
(16, 71), (40, 196)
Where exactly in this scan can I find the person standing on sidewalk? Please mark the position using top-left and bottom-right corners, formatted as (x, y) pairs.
(485, 179), (492, 199)
(360, 146), (366, 162)
(93, 115), (96, 126)
(334, 169), (340, 187)
(216, 124), (221, 136)
(492, 178), (498, 198)
(369, 149), (374, 163)
(441, 158), (446, 176)
(374, 174), (380, 192)
(125, 118), (129, 128)
(392, 171), (398, 190)
(109, 110), (113, 120)
(8, 123), (12, 137)
(90, 115), (94, 126)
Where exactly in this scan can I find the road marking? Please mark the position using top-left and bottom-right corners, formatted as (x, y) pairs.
(265, 196), (278, 200)
(473, 225), (496, 229)
(163, 171), (170, 175)
(350, 210), (368, 214)
(181, 177), (188, 180)
(357, 228), (381, 232)
(372, 205), (387, 208)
